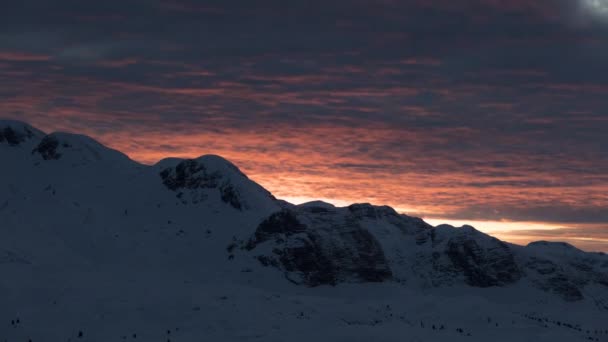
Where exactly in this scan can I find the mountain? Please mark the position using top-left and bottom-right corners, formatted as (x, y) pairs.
(1, 120), (607, 342)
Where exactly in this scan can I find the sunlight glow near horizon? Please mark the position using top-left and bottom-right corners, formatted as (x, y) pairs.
(422, 218), (564, 233)
(281, 196), (608, 250)
(282, 196), (561, 231)
(7, 119), (606, 251)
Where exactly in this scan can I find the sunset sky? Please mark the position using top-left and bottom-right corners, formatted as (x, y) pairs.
(1, 0), (608, 251)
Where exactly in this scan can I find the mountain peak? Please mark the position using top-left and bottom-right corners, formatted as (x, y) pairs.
(0, 119), (45, 146)
(348, 203), (399, 219)
(298, 201), (336, 209)
(195, 154), (248, 178)
(527, 241), (578, 250)
(157, 154), (278, 212)
(156, 154), (250, 191)
(156, 154), (243, 175)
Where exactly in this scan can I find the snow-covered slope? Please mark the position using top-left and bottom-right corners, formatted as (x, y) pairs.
(1, 120), (607, 341)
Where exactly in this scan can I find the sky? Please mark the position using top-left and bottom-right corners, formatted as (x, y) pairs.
(1, 0), (608, 251)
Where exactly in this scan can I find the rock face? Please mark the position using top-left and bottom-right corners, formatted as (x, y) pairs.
(159, 158), (246, 209)
(160, 159), (222, 191)
(0, 127), (29, 146)
(243, 204), (521, 288)
(521, 242), (608, 301)
(32, 135), (64, 160)
(158, 156), (278, 212)
(245, 208), (393, 286)
(525, 257), (584, 301)
(241, 204), (607, 302)
(444, 232), (521, 287)
(243, 202), (525, 289)
(409, 225), (523, 287)
(0, 121), (42, 146)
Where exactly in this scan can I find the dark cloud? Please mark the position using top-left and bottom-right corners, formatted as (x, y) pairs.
(1, 0), (608, 250)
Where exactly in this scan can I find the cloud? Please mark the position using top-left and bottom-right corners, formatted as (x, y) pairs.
(1, 0), (608, 251)
(492, 224), (608, 252)
(0, 52), (50, 62)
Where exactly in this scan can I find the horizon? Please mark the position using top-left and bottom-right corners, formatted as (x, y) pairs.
(2, 0), (608, 252)
(4, 118), (608, 253)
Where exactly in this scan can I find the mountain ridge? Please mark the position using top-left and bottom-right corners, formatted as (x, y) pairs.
(1, 119), (607, 341)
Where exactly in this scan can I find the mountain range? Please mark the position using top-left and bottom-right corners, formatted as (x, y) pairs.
(1, 120), (607, 341)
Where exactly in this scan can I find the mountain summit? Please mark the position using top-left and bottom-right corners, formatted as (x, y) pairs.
(1, 120), (607, 341)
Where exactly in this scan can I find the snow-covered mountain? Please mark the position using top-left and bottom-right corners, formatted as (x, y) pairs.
(1, 120), (607, 341)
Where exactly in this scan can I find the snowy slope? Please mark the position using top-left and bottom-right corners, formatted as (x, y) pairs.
(1, 120), (607, 342)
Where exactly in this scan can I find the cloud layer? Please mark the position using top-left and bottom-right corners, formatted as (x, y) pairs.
(1, 0), (607, 251)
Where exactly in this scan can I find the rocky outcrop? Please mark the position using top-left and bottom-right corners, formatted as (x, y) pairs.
(408, 225), (522, 287)
(444, 234), (521, 287)
(0, 123), (40, 146)
(245, 208), (392, 286)
(160, 159), (222, 191)
(159, 157), (265, 210)
(522, 242), (608, 301)
(0, 127), (27, 146)
(244, 207), (527, 290)
(160, 159), (246, 209)
(525, 257), (584, 301)
(32, 135), (65, 160)
(219, 182), (243, 210)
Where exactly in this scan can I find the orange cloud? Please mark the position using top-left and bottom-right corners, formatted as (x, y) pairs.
(0, 52), (51, 62)
(2, 49), (607, 252)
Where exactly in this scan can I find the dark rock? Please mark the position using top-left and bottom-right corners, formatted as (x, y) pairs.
(247, 210), (307, 247)
(160, 159), (248, 209)
(32, 135), (63, 160)
(160, 160), (221, 191)
(246, 208), (392, 286)
(445, 236), (521, 287)
(530, 271), (584, 301)
(277, 234), (339, 286)
(219, 182), (243, 210)
(523, 243), (608, 301)
(0, 126), (33, 146)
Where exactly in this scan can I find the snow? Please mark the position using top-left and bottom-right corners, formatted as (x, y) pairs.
(1, 120), (607, 341)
